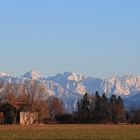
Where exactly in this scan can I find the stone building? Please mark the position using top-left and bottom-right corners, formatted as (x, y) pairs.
(20, 112), (38, 125)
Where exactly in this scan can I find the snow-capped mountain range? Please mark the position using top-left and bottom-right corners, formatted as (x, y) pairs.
(0, 70), (140, 111)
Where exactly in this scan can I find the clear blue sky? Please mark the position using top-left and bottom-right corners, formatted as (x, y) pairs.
(0, 0), (140, 78)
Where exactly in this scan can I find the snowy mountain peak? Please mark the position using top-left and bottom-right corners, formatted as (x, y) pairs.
(102, 75), (140, 97)
(22, 70), (41, 80)
(67, 72), (86, 82)
(48, 72), (86, 82)
(0, 72), (9, 77)
(1, 71), (140, 110)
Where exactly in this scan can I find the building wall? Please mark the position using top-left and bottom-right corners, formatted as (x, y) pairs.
(20, 112), (38, 125)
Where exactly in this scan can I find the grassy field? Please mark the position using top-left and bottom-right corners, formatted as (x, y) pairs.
(0, 125), (140, 140)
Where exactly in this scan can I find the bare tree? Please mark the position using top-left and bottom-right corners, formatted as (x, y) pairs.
(47, 96), (64, 119)
(1, 83), (16, 104)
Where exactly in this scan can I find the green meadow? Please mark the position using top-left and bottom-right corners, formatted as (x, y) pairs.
(0, 125), (140, 140)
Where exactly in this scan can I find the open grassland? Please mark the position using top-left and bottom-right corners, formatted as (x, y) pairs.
(0, 125), (140, 140)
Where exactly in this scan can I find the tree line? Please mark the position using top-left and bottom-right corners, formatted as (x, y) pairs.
(56, 92), (140, 124)
(0, 81), (140, 124)
(56, 92), (125, 124)
(76, 92), (125, 123)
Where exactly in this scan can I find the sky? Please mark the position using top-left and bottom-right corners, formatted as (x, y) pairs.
(0, 0), (140, 78)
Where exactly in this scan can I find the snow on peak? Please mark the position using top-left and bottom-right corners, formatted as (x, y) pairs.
(102, 75), (140, 96)
(59, 72), (85, 81)
(67, 72), (85, 82)
(1, 71), (140, 111)
(49, 72), (86, 82)
(22, 70), (41, 80)
(0, 72), (9, 77)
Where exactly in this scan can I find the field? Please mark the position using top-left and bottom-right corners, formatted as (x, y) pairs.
(0, 125), (140, 140)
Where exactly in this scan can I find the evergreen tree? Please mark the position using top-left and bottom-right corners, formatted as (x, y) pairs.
(77, 93), (90, 123)
(81, 93), (90, 112)
(0, 103), (17, 124)
(110, 95), (118, 123)
(101, 93), (111, 123)
(76, 92), (126, 124)
(116, 96), (125, 122)
(133, 109), (140, 124)
(77, 99), (81, 113)
(77, 99), (82, 122)
(93, 91), (102, 123)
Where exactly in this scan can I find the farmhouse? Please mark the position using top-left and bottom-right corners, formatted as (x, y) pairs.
(0, 102), (39, 125)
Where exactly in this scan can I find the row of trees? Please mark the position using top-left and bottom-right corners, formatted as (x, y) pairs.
(1, 81), (140, 124)
(77, 92), (125, 123)
(56, 92), (140, 124)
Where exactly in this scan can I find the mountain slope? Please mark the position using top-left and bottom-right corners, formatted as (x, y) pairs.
(0, 71), (140, 111)
(22, 70), (42, 80)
